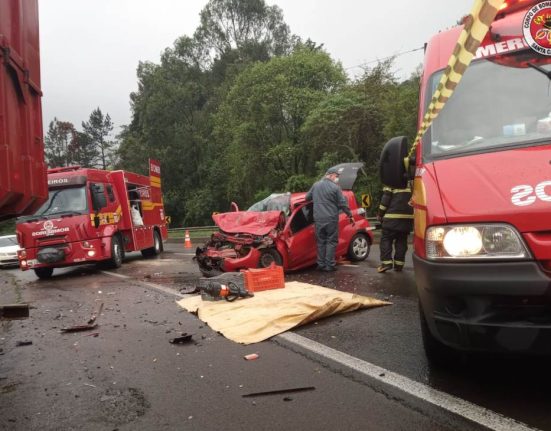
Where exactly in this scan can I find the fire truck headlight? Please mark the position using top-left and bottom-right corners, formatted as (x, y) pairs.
(426, 224), (529, 260)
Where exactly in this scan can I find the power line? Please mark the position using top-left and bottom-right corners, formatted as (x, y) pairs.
(345, 46), (424, 70)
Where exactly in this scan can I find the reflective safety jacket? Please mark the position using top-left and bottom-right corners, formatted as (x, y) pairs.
(378, 186), (413, 233)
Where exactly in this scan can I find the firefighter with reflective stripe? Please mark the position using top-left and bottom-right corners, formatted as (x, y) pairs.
(377, 185), (413, 273)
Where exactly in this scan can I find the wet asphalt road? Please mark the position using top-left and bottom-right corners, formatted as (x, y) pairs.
(0, 241), (550, 431)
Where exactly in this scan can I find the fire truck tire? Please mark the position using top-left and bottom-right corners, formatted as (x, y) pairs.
(419, 300), (462, 367)
(34, 267), (54, 279)
(142, 230), (162, 258)
(258, 248), (283, 268)
(106, 235), (123, 268)
(347, 233), (370, 261)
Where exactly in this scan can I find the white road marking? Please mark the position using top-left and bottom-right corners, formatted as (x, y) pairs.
(100, 268), (539, 431)
(100, 271), (130, 279)
(101, 270), (187, 298)
(278, 332), (539, 431)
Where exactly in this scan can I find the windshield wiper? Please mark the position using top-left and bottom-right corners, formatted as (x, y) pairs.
(527, 62), (551, 80)
(45, 210), (83, 218)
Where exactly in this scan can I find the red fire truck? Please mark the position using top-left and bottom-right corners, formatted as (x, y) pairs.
(0, 0), (48, 220)
(381, 0), (551, 361)
(16, 160), (168, 278)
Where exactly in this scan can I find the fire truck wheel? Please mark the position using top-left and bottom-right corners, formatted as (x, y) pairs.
(107, 235), (123, 268)
(34, 267), (54, 279)
(258, 248), (283, 268)
(142, 230), (162, 258)
(419, 300), (462, 367)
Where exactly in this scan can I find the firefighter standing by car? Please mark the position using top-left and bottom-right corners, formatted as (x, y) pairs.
(306, 167), (355, 272)
(377, 185), (413, 273)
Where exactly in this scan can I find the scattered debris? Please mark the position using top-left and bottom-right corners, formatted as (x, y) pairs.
(243, 353), (259, 361)
(242, 386), (316, 398)
(283, 396), (293, 402)
(169, 333), (193, 344)
(61, 303), (104, 333)
(15, 340), (33, 347)
(0, 304), (30, 320)
(83, 383), (96, 388)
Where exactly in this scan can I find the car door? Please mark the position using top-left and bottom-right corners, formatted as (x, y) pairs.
(285, 203), (317, 269)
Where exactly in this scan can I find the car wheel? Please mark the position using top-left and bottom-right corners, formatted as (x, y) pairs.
(347, 233), (370, 261)
(419, 300), (461, 367)
(142, 230), (162, 258)
(258, 248), (283, 268)
(106, 235), (123, 269)
(34, 267), (54, 279)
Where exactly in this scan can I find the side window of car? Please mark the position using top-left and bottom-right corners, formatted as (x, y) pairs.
(290, 203), (314, 234)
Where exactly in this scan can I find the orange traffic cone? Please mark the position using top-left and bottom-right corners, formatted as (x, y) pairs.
(184, 230), (193, 248)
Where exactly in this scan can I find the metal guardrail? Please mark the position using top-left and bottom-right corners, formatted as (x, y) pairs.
(167, 218), (381, 233)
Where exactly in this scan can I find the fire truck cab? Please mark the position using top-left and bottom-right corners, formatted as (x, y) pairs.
(16, 161), (167, 278)
(380, 1), (551, 361)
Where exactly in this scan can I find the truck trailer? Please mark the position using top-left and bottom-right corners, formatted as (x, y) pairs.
(0, 0), (48, 220)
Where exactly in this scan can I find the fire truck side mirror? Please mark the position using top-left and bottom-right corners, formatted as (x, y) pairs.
(379, 136), (409, 189)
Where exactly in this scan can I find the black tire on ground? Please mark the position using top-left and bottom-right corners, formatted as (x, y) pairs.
(258, 248), (283, 268)
(347, 233), (370, 261)
(106, 235), (124, 269)
(34, 267), (54, 279)
(142, 230), (162, 258)
(419, 300), (461, 367)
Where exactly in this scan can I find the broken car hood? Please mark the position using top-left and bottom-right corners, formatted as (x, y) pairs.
(212, 211), (283, 235)
(327, 162), (364, 190)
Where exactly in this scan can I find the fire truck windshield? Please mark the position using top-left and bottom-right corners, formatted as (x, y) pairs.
(423, 51), (551, 160)
(18, 186), (88, 222)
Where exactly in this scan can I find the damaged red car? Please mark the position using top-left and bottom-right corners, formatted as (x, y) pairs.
(195, 163), (374, 276)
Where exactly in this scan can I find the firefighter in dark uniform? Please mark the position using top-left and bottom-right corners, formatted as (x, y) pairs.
(377, 185), (413, 272)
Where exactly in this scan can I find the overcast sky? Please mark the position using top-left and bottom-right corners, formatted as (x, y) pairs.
(39, 0), (474, 133)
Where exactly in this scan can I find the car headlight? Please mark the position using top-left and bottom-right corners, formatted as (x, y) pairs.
(426, 224), (529, 260)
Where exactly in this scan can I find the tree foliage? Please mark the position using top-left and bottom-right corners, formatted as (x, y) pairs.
(116, 0), (420, 226)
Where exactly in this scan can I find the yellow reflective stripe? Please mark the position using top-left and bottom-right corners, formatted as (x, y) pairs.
(379, 205), (387, 211)
(382, 260), (393, 265)
(394, 261), (405, 266)
(391, 188), (411, 193)
(407, 0), (504, 159)
(384, 214), (414, 219)
(382, 187), (392, 192)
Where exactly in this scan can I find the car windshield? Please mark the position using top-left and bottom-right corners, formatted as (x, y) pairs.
(423, 50), (551, 160)
(247, 193), (291, 214)
(18, 186), (88, 222)
(0, 237), (17, 247)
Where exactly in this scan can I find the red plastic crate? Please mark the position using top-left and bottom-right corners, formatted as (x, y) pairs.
(242, 264), (285, 292)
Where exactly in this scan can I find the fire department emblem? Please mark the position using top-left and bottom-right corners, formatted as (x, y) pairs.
(523, 2), (551, 56)
(43, 220), (54, 231)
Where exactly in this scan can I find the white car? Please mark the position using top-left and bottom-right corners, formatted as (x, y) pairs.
(0, 235), (20, 268)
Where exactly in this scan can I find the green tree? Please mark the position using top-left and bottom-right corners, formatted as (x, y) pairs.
(82, 108), (116, 169)
(68, 131), (99, 168)
(44, 118), (77, 168)
(214, 47), (346, 206)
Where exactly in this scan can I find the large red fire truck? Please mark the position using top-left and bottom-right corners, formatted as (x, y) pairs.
(0, 0), (48, 220)
(381, 0), (551, 361)
(16, 160), (168, 278)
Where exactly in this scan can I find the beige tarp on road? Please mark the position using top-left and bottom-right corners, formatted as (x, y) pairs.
(177, 281), (391, 344)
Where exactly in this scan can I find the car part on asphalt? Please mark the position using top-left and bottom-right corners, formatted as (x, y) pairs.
(61, 303), (104, 333)
(0, 304), (29, 320)
(241, 386), (316, 398)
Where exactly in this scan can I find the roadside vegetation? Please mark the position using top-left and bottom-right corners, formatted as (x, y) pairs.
(45, 0), (420, 226)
